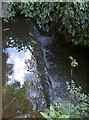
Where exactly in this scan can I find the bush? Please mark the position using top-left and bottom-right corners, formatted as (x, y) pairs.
(40, 57), (89, 119)
(40, 80), (89, 119)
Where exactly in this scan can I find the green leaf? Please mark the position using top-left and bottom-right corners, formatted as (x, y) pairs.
(40, 112), (50, 118)
(32, 40), (37, 45)
(69, 56), (73, 60)
(58, 115), (69, 118)
(50, 104), (55, 112)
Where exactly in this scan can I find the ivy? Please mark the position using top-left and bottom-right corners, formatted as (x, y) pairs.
(5, 2), (89, 47)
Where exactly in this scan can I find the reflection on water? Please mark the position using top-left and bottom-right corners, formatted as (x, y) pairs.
(2, 46), (47, 118)
(5, 48), (33, 86)
(2, 16), (49, 118)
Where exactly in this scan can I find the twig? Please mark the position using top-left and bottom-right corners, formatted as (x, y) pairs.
(27, 70), (45, 77)
(0, 97), (16, 113)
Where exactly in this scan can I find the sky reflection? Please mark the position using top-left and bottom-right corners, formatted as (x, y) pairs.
(5, 47), (34, 86)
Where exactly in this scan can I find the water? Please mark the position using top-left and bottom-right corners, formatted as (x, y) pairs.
(33, 23), (54, 48)
(44, 42), (89, 102)
(2, 16), (49, 118)
(2, 16), (89, 118)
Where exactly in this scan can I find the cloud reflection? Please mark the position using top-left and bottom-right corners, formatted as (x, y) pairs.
(6, 48), (33, 86)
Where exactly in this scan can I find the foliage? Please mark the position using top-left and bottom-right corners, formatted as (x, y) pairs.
(69, 56), (78, 68)
(69, 56), (78, 82)
(40, 100), (70, 119)
(3, 2), (17, 22)
(40, 57), (89, 119)
(66, 80), (89, 104)
(59, 2), (89, 46)
(40, 80), (89, 119)
(4, 2), (89, 46)
(2, 81), (33, 116)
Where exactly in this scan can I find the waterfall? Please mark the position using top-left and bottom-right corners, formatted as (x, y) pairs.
(33, 25), (41, 38)
(33, 24), (54, 48)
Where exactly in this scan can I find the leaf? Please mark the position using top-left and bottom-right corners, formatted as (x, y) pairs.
(50, 111), (56, 118)
(44, 108), (49, 112)
(28, 32), (33, 36)
(69, 56), (73, 60)
(32, 40), (37, 45)
(40, 112), (50, 118)
(18, 50), (20, 52)
(58, 115), (69, 118)
(50, 104), (55, 112)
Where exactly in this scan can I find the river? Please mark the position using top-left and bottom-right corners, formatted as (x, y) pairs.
(2, 15), (89, 118)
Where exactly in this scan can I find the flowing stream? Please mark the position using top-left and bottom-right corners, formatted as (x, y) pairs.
(2, 16), (89, 118)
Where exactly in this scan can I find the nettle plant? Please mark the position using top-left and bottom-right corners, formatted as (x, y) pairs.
(40, 56), (89, 119)
(67, 56), (89, 103)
